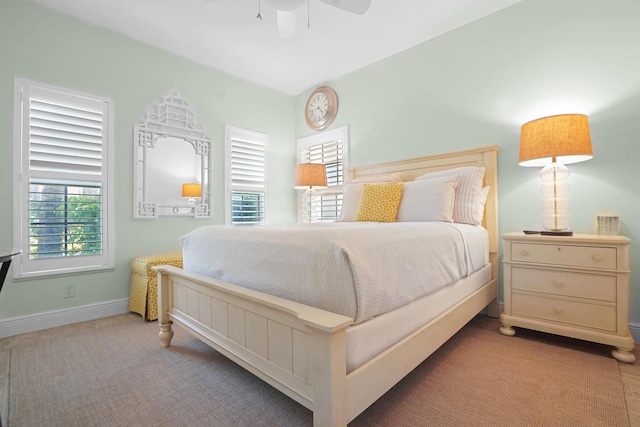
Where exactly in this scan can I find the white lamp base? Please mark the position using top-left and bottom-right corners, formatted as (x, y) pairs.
(303, 188), (315, 223)
(540, 162), (571, 234)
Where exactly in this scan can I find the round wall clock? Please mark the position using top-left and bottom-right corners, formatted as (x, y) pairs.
(305, 86), (338, 131)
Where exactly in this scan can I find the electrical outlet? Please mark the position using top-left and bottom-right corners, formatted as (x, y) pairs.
(63, 283), (75, 298)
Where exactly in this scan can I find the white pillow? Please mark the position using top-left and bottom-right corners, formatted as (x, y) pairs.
(416, 166), (485, 225)
(337, 183), (366, 221)
(396, 176), (460, 222)
(476, 186), (490, 225)
(351, 172), (403, 183)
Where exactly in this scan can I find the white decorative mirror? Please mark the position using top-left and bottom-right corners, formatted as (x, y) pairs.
(134, 92), (210, 218)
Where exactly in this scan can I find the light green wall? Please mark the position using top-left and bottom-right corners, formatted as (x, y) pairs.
(295, 0), (640, 326)
(3, 0), (640, 332)
(0, 2), (296, 318)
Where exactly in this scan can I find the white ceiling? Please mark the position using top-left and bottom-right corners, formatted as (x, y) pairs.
(27, 0), (522, 96)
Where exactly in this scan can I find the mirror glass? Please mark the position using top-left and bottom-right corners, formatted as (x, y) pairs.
(134, 93), (211, 218)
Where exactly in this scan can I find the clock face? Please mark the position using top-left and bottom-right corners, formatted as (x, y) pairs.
(308, 93), (329, 123)
(305, 86), (338, 131)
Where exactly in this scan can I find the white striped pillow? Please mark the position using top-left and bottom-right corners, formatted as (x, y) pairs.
(415, 166), (485, 225)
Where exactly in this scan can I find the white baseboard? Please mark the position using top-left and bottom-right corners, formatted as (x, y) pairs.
(2, 299), (638, 345)
(629, 323), (640, 344)
(0, 298), (130, 339)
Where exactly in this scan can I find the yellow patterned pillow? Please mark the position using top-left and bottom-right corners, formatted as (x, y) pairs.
(355, 183), (404, 222)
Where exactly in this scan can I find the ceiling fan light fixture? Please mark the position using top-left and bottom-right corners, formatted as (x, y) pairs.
(260, 0), (371, 38)
(264, 0), (306, 12)
(277, 10), (297, 38)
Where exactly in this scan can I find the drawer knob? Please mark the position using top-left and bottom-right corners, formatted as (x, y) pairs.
(553, 280), (564, 287)
(553, 307), (564, 315)
(520, 250), (529, 256)
(593, 254), (603, 262)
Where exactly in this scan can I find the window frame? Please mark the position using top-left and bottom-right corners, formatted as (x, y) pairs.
(296, 125), (349, 222)
(12, 78), (115, 279)
(224, 125), (268, 225)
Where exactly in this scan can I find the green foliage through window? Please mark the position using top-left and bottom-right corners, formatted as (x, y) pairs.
(29, 182), (102, 259)
(231, 191), (264, 224)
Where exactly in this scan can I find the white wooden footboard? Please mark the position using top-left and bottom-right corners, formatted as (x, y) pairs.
(155, 265), (353, 426)
(156, 265), (498, 426)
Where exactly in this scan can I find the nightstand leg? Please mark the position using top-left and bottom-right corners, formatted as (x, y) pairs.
(612, 347), (636, 363)
(499, 324), (516, 336)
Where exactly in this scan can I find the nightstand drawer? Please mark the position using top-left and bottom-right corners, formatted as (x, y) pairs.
(511, 267), (616, 302)
(511, 243), (616, 269)
(512, 294), (616, 332)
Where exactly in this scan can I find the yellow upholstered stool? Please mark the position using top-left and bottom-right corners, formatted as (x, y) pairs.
(129, 252), (182, 321)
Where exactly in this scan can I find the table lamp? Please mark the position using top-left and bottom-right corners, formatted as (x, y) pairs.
(182, 183), (202, 206)
(519, 114), (593, 236)
(294, 163), (327, 222)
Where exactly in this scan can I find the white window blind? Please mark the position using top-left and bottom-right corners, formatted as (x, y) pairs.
(13, 79), (115, 278)
(303, 139), (343, 186)
(297, 126), (349, 222)
(29, 98), (103, 176)
(225, 126), (268, 225)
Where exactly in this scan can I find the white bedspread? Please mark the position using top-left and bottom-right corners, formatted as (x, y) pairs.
(181, 222), (486, 324)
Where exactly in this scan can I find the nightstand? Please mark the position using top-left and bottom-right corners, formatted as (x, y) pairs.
(500, 232), (635, 362)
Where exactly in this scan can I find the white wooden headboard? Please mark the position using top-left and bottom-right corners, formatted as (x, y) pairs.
(345, 145), (500, 306)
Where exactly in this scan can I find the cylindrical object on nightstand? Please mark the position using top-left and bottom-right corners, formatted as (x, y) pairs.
(597, 216), (620, 235)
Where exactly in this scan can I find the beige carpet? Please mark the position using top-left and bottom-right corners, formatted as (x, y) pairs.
(0, 314), (629, 426)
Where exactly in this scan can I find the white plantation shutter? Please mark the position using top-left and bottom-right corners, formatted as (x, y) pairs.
(297, 126), (349, 222)
(225, 126), (268, 225)
(303, 139), (343, 186)
(230, 139), (265, 189)
(13, 79), (114, 278)
(29, 95), (103, 176)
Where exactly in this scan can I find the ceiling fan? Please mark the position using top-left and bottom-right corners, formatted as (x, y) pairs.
(202, 0), (371, 38)
(267, 0), (371, 38)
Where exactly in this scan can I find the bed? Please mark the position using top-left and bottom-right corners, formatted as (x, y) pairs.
(155, 145), (499, 426)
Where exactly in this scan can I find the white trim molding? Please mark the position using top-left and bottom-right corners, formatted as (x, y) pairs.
(0, 298), (129, 339)
(629, 322), (640, 343)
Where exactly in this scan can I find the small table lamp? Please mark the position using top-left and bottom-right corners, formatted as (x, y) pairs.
(519, 114), (593, 235)
(294, 163), (327, 222)
(182, 183), (202, 206)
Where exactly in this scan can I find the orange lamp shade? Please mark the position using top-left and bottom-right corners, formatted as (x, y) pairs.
(181, 183), (202, 198)
(294, 163), (327, 189)
(519, 114), (593, 167)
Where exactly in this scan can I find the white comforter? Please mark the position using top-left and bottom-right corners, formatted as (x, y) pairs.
(182, 222), (477, 324)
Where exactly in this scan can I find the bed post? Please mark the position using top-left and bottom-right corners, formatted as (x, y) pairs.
(482, 147), (500, 318)
(155, 267), (174, 348)
(312, 327), (348, 427)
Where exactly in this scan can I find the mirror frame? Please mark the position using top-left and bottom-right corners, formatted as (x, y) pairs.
(133, 92), (211, 219)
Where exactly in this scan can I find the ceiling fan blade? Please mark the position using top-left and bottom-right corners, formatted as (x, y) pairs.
(277, 10), (297, 38)
(316, 0), (371, 15)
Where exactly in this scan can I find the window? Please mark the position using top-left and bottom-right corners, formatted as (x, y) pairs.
(297, 126), (349, 222)
(225, 126), (267, 225)
(12, 79), (115, 278)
